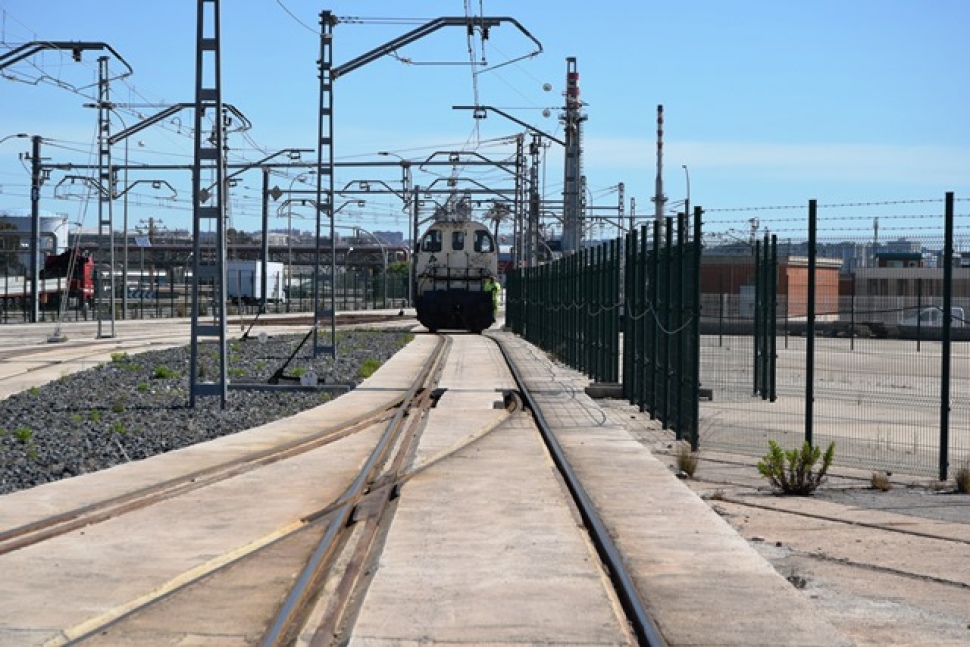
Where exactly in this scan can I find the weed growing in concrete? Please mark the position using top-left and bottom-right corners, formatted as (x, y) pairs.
(757, 440), (835, 495)
(956, 461), (970, 494)
(675, 441), (699, 478)
(870, 471), (893, 491)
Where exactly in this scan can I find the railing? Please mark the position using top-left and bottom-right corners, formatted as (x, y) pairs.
(0, 268), (412, 322)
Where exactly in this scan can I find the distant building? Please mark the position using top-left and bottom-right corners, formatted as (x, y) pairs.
(701, 250), (843, 321)
(0, 212), (73, 272)
(373, 230), (403, 245)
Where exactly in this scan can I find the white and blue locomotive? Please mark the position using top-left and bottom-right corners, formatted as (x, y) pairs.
(414, 218), (498, 333)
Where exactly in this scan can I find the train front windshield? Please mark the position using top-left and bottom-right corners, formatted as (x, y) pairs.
(421, 230), (442, 252)
(474, 230), (494, 253)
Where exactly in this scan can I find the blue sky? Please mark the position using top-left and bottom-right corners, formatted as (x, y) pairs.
(1, 0), (968, 244)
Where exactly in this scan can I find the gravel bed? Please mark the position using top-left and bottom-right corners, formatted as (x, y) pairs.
(0, 329), (413, 495)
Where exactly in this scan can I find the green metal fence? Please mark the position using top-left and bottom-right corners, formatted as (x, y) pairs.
(507, 210), (703, 444)
(506, 239), (620, 385)
(510, 193), (970, 482)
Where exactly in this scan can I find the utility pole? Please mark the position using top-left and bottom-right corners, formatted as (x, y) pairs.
(96, 55), (116, 338)
(189, 0), (229, 408)
(651, 104), (667, 233)
(617, 182), (625, 237)
(29, 135), (42, 323)
(561, 57), (586, 254)
(527, 134), (542, 267)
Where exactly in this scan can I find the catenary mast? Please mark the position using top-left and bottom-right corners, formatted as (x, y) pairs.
(651, 104), (667, 231)
(561, 57), (586, 254)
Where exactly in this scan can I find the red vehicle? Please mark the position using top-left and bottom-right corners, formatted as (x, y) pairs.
(39, 249), (97, 305)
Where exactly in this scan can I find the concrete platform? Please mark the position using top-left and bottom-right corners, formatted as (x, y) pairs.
(0, 322), (856, 646)
(491, 330), (852, 645)
(344, 330), (852, 646)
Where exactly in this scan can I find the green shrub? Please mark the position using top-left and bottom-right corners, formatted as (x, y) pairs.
(153, 365), (178, 379)
(136, 382), (150, 393)
(757, 440), (835, 495)
(110, 352), (129, 363)
(13, 427), (32, 443)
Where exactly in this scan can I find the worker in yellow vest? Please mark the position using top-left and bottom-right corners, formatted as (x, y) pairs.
(483, 276), (500, 314)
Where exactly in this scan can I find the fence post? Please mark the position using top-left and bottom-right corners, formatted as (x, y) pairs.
(674, 213), (687, 439)
(805, 199), (817, 447)
(754, 237), (763, 396)
(939, 191), (954, 481)
(769, 234), (778, 402)
(647, 221), (659, 419)
(608, 237), (620, 383)
(623, 229), (636, 401)
(690, 206), (703, 450)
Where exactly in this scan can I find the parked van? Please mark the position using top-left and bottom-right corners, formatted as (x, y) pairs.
(900, 306), (966, 328)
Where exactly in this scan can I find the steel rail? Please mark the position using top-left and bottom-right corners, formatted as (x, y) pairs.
(261, 334), (451, 647)
(493, 336), (668, 647)
(0, 406), (399, 555)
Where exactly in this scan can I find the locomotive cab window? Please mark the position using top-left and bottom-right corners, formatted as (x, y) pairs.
(451, 231), (465, 251)
(474, 230), (494, 253)
(421, 230), (442, 252)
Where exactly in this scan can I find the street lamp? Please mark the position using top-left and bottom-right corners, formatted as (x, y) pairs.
(277, 197), (364, 312)
(377, 151), (413, 209)
(286, 171), (316, 309)
(354, 226), (387, 308)
(378, 152), (415, 306)
(339, 224), (385, 310)
(0, 133), (28, 145)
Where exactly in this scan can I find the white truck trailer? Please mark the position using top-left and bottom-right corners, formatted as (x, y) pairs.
(224, 260), (286, 305)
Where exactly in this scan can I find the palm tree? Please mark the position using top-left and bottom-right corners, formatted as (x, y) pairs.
(485, 201), (511, 245)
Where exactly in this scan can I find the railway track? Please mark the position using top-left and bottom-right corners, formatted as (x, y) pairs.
(20, 335), (448, 645)
(1, 331), (671, 646)
(0, 407), (399, 556)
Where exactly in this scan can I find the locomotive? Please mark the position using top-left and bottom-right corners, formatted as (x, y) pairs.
(40, 249), (98, 305)
(414, 218), (499, 333)
(0, 248), (98, 310)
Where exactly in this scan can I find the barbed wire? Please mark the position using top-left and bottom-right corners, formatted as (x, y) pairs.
(706, 197), (969, 213)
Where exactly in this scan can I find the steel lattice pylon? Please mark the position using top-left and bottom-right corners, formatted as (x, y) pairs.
(189, 0), (229, 407)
